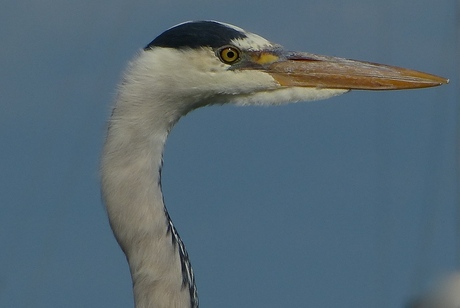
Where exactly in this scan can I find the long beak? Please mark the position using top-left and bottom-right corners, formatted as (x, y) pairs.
(256, 51), (448, 90)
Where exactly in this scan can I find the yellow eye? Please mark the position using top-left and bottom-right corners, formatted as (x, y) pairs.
(218, 46), (240, 64)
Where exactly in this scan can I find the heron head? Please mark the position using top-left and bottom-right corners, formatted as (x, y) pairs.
(132, 20), (447, 110)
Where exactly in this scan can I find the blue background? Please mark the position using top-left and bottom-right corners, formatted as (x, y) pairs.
(1, 1), (458, 307)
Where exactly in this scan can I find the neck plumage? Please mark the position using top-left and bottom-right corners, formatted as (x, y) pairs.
(101, 52), (198, 308)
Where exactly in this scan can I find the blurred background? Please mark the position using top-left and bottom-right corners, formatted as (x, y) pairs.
(1, 0), (458, 307)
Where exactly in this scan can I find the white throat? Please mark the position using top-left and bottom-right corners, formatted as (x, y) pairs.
(101, 51), (198, 308)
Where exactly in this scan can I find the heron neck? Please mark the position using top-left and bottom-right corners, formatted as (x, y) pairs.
(101, 79), (197, 307)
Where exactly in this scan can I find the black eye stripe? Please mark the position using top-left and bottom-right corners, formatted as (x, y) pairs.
(145, 21), (247, 49)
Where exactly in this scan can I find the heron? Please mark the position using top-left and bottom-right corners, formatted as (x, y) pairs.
(101, 20), (448, 308)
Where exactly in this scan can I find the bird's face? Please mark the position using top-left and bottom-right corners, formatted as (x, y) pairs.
(139, 21), (447, 109)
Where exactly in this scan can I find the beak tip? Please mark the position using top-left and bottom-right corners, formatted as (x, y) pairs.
(432, 76), (449, 87)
